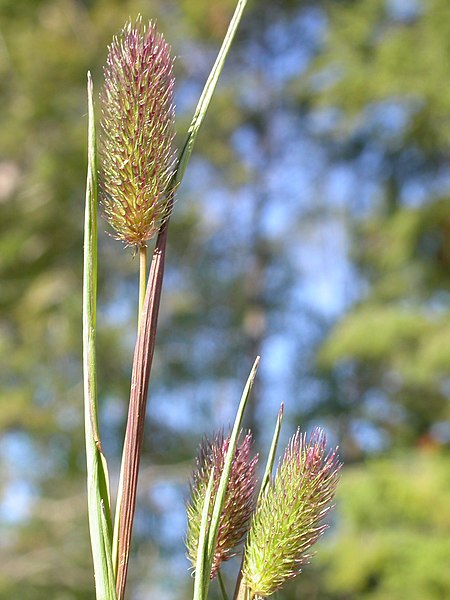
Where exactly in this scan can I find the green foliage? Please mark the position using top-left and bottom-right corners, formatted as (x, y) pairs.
(305, 0), (450, 152)
(358, 198), (450, 297)
(317, 197), (450, 443)
(303, 0), (450, 449)
(319, 305), (450, 387)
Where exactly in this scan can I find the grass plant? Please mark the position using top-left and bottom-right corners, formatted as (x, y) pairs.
(82, 3), (341, 598)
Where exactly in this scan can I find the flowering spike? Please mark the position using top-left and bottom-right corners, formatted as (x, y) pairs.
(99, 17), (176, 247)
(186, 431), (258, 579)
(242, 428), (341, 598)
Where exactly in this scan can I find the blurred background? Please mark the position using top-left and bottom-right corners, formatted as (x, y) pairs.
(1, 0), (450, 598)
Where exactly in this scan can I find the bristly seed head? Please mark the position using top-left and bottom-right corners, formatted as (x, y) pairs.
(186, 430), (258, 579)
(243, 428), (341, 598)
(99, 17), (176, 247)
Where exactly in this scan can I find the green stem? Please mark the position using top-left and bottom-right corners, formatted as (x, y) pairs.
(138, 245), (147, 323)
(193, 467), (215, 600)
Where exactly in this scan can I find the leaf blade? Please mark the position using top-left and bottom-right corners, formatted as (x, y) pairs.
(173, 0), (248, 187)
(83, 71), (116, 600)
(259, 403), (284, 499)
(203, 357), (260, 598)
(193, 467), (216, 600)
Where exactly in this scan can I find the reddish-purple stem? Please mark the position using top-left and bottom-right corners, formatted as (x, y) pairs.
(115, 221), (169, 600)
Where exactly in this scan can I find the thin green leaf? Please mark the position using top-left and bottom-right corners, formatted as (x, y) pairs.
(193, 467), (216, 600)
(173, 0), (248, 188)
(100, 497), (117, 593)
(112, 455), (124, 577)
(259, 403), (284, 499)
(83, 71), (116, 600)
(203, 357), (260, 598)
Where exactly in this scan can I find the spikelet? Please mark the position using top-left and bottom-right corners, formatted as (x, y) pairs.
(243, 428), (341, 598)
(186, 431), (258, 579)
(99, 17), (176, 247)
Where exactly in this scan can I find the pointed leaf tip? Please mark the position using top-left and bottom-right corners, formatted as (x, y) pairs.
(250, 356), (260, 379)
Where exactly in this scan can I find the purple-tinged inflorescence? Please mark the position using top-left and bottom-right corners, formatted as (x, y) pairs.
(186, 431), (258, 579)
(99, 17), (176, 247)
(243, 428), (342, 598)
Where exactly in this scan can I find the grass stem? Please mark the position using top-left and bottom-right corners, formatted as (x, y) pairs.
(138, 245), (147, 324)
